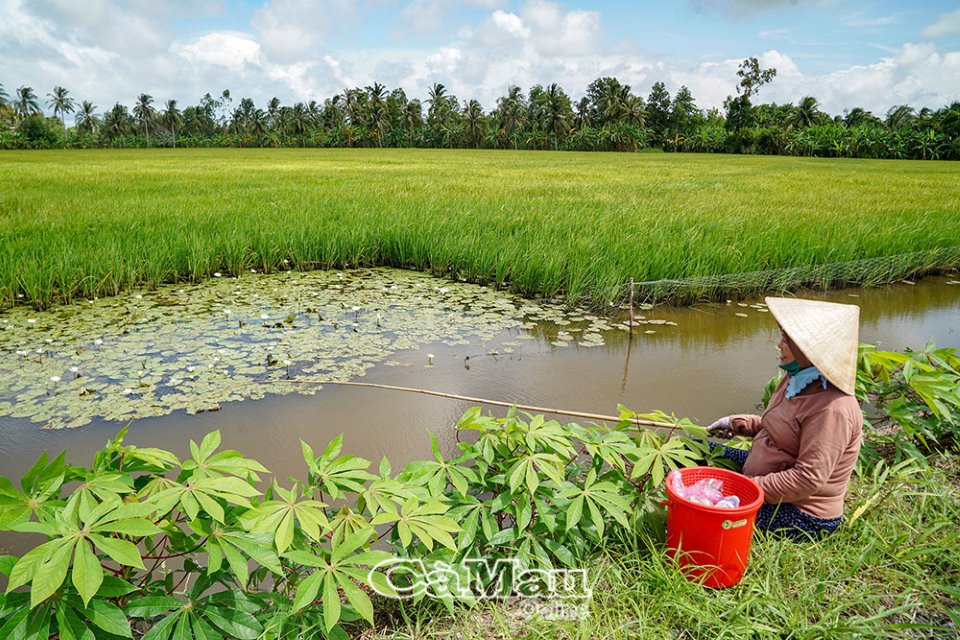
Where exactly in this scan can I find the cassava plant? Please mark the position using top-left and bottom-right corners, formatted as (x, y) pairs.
(0, 406), (711, 639)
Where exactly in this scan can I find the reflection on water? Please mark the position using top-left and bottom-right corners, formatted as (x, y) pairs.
(0, 276), (957, 497)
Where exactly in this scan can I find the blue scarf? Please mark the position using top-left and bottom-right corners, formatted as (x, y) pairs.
(785, 366), (828, 398)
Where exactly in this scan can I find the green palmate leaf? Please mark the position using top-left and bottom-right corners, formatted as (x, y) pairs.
(57, 606), (95, 640)
(244, 482), (330, 553)
(6, 538), (64, 593)
(30, 539), (73, 607)
(125, 596), (185, 618)
(141, 611), (181, 640)
(94, 517), (163, 537)
(336, 572), (374, 625)
(89, 533), (145, 569)
(203, 606), (263, 640)
(323, 573), (341, 632)
(173, 613), (193, 640)
(221, 540), (249, 587)
(96, 576), (138, 598)
(0, 608), (29, 639)
(370, 498), (459, 551)
(191, 615), (226, 640)
(71, 540), (103, 607)
(566, 495), (585, 531)
(81, 598), (133, 638)
(291, 569), (323, 612)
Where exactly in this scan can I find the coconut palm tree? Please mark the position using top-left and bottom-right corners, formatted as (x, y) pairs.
(286, 103), (311, 146)
(15, 86), (41, 119)
(463, 99), (484, 148)
(250, 109), (269, 140)
(75, 101), (99, 134)
(496, 85), (527, 149)
(791, 95), (821, 128)
(885, 105), (915, 129)
(267, 97), (282, 129)
(132, 93), (156, 145)
(401, 100), (422, 146)
(0, 83), (8, 108)
(46, 86), (75, 133)
(102, 103), (132, 142)
(161, 99), (183, 147)
(541, 83), (571, 150)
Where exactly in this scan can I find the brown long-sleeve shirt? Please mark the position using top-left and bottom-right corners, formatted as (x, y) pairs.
(730, 376), (863, 519)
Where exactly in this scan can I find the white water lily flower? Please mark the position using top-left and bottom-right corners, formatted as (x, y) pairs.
(35, 348), (43, 354)
(250, 269), (257, 274)
(224, 309), (232, 315)
(70, 367), (79, 373)
(27, 319), (36, 324)
(352, 306), (361, 312)
(283, 360), (292, 366)
(17, 293), (24, 298)
(45, 338), (53, 343)
(135, 294), (143, 300)
(261, 313), (269, 320)
(94, 339), (103, 346)
(187, 366), (196, 373)
(214, 272), (222, 277)
(283, 259), (290, 264)
(50, 376), (61, 382)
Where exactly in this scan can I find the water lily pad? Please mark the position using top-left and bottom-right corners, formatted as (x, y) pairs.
(0, 267), (610, 429)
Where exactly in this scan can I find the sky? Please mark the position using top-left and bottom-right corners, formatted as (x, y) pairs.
(2, 0), (959, 118)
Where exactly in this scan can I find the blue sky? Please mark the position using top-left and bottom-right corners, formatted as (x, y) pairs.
(2, 0), (959, 117)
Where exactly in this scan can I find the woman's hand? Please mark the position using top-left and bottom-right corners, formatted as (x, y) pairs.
(706, 416), (734, 439)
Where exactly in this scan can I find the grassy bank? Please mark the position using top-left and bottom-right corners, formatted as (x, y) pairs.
(371, 457), (960, 639)
(2, 149), (959, 309)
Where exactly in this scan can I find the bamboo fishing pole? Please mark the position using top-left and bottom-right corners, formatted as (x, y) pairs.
(271, 379), (677, 429)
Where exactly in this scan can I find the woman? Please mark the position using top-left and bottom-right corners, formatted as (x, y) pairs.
(706, 297), (863, 538)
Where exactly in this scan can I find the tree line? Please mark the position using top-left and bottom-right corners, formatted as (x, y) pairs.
(2, 58), (959, 160)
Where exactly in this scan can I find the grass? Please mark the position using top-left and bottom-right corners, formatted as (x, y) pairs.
(2, 148), (959, 309)
(366, 456), (960, 639)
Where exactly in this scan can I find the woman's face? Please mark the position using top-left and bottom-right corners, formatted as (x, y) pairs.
(777, 330), (794, 365)
(777, 327), (811, 367)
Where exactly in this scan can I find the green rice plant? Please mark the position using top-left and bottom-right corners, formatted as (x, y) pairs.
(2, 149), (960, 310)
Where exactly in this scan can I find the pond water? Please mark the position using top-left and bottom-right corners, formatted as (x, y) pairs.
(0, 269), (958, 491)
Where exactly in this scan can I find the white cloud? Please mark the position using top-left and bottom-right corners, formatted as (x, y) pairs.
(172, 32), (262, 72)
(922, 7), (960, 38)
(252, 0), (357, 63)
(521, 0), (599, 57)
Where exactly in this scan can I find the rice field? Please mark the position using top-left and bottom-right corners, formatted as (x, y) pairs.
(1, 148), (959, 309)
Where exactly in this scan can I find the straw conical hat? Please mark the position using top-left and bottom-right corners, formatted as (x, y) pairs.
(764, 297), (860, 396)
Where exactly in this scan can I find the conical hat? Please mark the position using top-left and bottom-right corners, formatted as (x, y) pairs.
(765, 297), (860, 396)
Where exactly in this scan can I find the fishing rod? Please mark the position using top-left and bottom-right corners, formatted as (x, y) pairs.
(271, 379), (677, 429)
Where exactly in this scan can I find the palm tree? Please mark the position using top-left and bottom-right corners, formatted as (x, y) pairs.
(132, 93), (156, 145)
(542, 83), (571, 150)
(463, 99), (484, 148)
(250, 109), (269, 140)
(496, 85), (527, 149)
(75, 101), (99, 134)
(102, 103), (132, 142)
(15, 86), (41, 119)
(402, 100), (422, 146)
(885, 105), (915, 129)
(288, 102), (310, 146)
(623, 95), (647, 128)
(791, 96), (821, 128)
(161, 99), (183, 147)
(46, 86), (75, 133)
(267, 97), (282, 129)
(0, 83), (8, 108)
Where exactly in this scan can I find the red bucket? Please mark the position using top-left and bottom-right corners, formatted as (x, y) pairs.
(665, 466), (764, 588)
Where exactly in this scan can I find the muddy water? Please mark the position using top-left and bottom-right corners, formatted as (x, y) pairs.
(0, 275), (957, 492)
